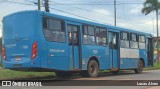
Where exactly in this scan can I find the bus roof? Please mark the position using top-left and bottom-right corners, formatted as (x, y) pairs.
(3, 10), (152, 37)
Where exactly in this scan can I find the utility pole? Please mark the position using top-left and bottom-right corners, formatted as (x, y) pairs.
(114, 0), (117, 26)
(45, 0), (50, 12)
(156, 10), (159, 64)
(152, 18), (155, 36)
(38, 0), (41, 11)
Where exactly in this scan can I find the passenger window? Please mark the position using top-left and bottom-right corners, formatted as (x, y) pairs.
(139, 35), (145, 43)
(43, 17), (47, 28)
(95, 27), (107, 46)
(121, 32), (129, 40)
(48, 19), (61, 31)
(131, 34), (137, 41)
(121, 32), (129, 48)
(68, 25), (79, 45)
(72, 26), (78, 44)
(83, 25), (95, 45)
(109, 32), (117, 48)
(130, 33), (138, 48)
(139, 35), (146, 49)
(96, 28), (100, 45)
(99, 28), (107, 45)
(68, 25), (72, 43)
(43, 17), (66, 42)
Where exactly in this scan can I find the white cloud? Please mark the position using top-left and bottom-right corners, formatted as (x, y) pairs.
(94, 9), (112, 16)
(130, 5), (143, 14)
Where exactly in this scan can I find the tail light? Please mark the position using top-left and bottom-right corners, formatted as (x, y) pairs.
(31, 42), (38, 60)
(2, 47), (6, 60)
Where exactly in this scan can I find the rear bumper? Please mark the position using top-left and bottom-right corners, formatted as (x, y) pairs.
(2, 57), (41, 69)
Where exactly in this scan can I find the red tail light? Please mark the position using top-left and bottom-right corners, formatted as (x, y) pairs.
(2, 47), (6, 60)
(31, 42), (38, 60)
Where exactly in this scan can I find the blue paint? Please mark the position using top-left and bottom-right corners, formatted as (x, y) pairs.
(2, 10), (153, 72)
(120, 58), (139, 69)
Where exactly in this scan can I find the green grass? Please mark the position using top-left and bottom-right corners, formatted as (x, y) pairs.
(144, 62), (160, 71)
(0, 69), (54, 80)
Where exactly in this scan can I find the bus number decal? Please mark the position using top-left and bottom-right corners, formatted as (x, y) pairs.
(49, 49), (65, 53)
(93, 50), (98, 54)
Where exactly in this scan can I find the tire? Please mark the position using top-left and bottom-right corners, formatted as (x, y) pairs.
(135, 60), (144, 74)
(56, 71), (72, 77)
(86, 60), (99, 78)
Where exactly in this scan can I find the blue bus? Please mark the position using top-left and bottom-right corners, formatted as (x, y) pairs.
(2, 10), (154, 77)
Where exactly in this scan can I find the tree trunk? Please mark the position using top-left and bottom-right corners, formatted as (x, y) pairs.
(156, 10), (159, 64)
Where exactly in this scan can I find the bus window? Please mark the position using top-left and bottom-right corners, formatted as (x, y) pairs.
(68, 25), (72, 43)
(68, 25), (79, 44)
(130, 33), (138, 48)
(95, 27), (107, 46)
(121, 32), (128, 40)
(72, 26), (78, 44)
(43, 17), (47, 28)
(99, 28), (107, 45)
(43, 17), (66, 42)
(139, 35), (146, 49)
(139, 35), (145, 42)
(48, 19), (61, 31)
(96, 28), (100, 45)
(109, 32), (117, 48)
(83, 25), (95, 45)
(131, 34), (137, 41)
(121, 32), (129, 48)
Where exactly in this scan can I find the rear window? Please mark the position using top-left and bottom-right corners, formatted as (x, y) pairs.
(43, 17), (66, 42)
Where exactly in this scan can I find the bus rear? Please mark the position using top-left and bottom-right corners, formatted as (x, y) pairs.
(2, 11), (41, 69)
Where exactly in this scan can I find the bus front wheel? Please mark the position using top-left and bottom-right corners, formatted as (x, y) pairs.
(135, 60), (144, 74)
(85, 60), (99, 78)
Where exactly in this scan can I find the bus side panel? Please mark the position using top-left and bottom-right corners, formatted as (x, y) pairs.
(81, 45), (110, 70)
(37, 15), (48, 68)
(98, 46), (110, 70)
(120, 58), (139, 69)
(139, 49), (148, 67)
(46, 42), (69, 71)
(120, 48), (139, 69)
(30, 12), (43, 68)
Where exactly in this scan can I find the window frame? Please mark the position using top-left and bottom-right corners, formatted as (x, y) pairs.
(130, 33), (138, 42)
(138, 34), (146, 49)
(95, 26), (107, 46)
(120, 31), (130, 48)
(42, 16), (66, 43)
(138, 35), (146, 43)
(82, 25), (96, 45)
(130, 33), (139, 49)
(121, 32), (130, 41)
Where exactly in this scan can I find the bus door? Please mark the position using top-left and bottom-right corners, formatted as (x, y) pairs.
(108, 31), (119, 69)
(67, 24), (81, 69)
(147, 38), (154, 66)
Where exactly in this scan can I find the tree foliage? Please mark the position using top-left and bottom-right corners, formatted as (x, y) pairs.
(142, 0), (160, 15)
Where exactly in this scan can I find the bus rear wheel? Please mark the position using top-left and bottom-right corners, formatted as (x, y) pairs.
(135, 60), (144, 74)
(85, 60), (99, 78)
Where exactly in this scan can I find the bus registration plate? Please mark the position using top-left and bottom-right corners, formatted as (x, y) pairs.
(15, 57), (21, 61)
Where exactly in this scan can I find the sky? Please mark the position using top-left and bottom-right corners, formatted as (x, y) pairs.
(0, 0), (159, 37)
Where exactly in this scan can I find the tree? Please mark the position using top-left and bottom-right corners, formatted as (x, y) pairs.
(142, 0), (160, 64)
